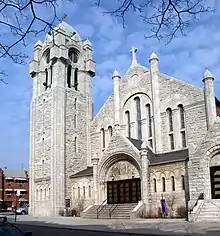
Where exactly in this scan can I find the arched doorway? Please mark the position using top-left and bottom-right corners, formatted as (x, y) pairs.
(210, 152), (220, 199)
(98, 153), (141, 204)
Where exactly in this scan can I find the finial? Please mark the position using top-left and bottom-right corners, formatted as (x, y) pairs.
(203, 67), (214, 80)
(150, 52), (158, 61)
(130, 46), (138, 65)
(112, 68), (120, 78)
(61, 13), (67, 22)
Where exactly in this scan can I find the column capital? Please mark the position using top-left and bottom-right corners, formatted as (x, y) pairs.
(91, 153), (99, 165)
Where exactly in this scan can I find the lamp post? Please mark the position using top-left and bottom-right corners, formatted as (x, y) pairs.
(14, 192), (21, 222)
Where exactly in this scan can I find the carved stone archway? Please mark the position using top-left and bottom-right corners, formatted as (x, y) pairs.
(97, 153), (141, 204)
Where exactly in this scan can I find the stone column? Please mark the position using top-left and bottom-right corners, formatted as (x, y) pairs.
(112, 69), (121, 132)
(149, 52), (162, 153)
(203, 68), (216, 129)
(92, 154), (99, 205)
(140, 141), (150, 209)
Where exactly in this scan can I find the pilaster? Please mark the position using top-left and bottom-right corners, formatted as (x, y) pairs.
(92, 154), (99, 205)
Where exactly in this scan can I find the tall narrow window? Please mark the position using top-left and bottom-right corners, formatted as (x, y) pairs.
(171, 176), (175, 191)
(74, 114), (77, 128)
(74, 137), (77, 152)
(181, 175), (185, 190)
(74, 68), (78, 90)
(101, 128), (105, 149)
(40, 189), (43, 200)
(83, 186), (86, 198)
(153, 178), (157, 192)
(178, 104), (185, 129)
(78, 187), (80, 198)
(181, 131), (186, 148)
(167, 108), (173, 132)
(108, 126), (113, 137)
(74, 98), (77, 110)
(50, 65), (53, 85)
(44, 69), (48, 90)
(67, 65), (72, 88)
(162, 177), (166, 192)
(169, 134), (175, 150)
(69, 49), (78, 63)
(135, 97), (142, 140)
(45, 50), (50, 64)
(48, 188), (50, 199)
(146, 104), (152, 138)
(36, 189), (39, 201)
(44, 189), (47, 200)
(125, 111), (131, 138)
(89, 185), (91, 198)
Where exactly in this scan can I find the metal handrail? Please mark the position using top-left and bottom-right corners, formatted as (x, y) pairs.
(189, 193), (204, 214)
(97, 199), (107, 219)
(109, 203), (118, 219)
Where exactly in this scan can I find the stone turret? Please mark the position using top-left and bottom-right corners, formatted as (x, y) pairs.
(112, 69), (121, 131)
(203, 68), (216, 129)
(149, 52), (162, 153)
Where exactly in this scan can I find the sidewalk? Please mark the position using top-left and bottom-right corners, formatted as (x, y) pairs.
(10, 215), (220, 235)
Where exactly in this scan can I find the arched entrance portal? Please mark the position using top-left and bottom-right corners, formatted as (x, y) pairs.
(98, 153), (141, 204)
(210, 152), (220, 199)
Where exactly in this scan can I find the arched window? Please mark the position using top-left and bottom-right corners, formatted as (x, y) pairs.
(108, 126), (113, 137)
(69, 49), (78, 63)
(125, 111), (131, 138)
(44, 68), (48, 90)
(40, 189), (43, 200)
(153, 178), (157, 192)
(89, 185), (91, 198)
(162, 177), (166, 192)
(48, 188), (50, 199)
(166, 108), (173, 132)
(171, 176), (175, 191)
(45, 50), (50, 64)
(178, 104), (185, 129)
(44, 189), (47, 200)
(78, 187), (80, 198)
(74, 114), (77, 128)
(134, 97), (142, 140)
(74, 137), (77, 152)
(67, 64), (72, 88)
(181, 175), (185, 190)
(101, 128), (105, 149)
(146, 104), (152, 137)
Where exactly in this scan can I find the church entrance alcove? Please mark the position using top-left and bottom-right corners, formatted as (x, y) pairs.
(105, 159), (141, 204)
(210, 152), (220, 199)
(210, 166), (220, 199)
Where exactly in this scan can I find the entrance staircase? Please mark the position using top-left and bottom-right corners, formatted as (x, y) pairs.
(196, 200), (220, 221)
(82, 203), (137, 219)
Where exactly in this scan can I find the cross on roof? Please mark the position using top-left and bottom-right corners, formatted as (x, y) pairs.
(61, 13), (67, 22)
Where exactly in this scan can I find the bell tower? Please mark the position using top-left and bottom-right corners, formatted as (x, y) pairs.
(29, 21), (95, 216)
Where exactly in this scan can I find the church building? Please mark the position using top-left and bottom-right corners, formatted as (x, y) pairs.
(28, 21), (220, 221)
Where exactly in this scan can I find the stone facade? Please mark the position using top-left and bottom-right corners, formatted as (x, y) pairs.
(29, 21), (220, 218)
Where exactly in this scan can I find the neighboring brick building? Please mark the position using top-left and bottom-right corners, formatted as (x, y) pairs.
(0, 169), (29, 209)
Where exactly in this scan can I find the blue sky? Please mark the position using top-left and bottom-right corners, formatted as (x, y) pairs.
(0, 0), (220, 169)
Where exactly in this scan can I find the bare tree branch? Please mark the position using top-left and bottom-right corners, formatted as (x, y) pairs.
(96, 0), (213, 44)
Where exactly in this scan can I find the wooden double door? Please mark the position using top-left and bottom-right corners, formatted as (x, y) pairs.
(210, 166), (220, 199)
(107, 178), (141, 204)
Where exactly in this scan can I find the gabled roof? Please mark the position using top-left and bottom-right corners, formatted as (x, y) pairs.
(70, 167), (93, 179)
(127, 137), (189, 165)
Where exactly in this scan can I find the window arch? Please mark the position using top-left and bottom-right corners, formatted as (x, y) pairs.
(178, 104), (185, 129)
(68, 49), (79, 63)
(108, 126), (113, 137)
(78, 187), (80, 198)
(134, 97), (142, 140)
(125, 111), (131, 138)
(101, 128), (105, 149)
(162, 177), (166, 192)
(171, 176), (175, 191)
(44, 49), (50, 64)
(74, 137), (77, 152)
(153, 178), (157, 192)
(181, 175), (185, 190)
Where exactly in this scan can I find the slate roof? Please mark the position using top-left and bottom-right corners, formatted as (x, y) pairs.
(4, 169), (28, 178)
(70, 167), (93, 179)
(127, 137), (189, 165)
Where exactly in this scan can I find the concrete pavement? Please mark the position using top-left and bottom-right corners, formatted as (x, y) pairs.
(5, 215), (220, 235)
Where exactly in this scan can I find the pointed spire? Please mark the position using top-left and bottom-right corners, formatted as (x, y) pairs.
(83, 38), (92, 47)
(130, 46), (138, 65)
(112, 68), (120, 78)
(34, 40), (43, 48)
(150, 52), (158, 61)
(203, 67), (214, 80)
